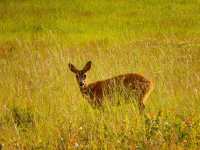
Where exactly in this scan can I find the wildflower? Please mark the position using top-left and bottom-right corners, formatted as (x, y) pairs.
(61, 137), (64, 141)
(74, 142), (79, 148)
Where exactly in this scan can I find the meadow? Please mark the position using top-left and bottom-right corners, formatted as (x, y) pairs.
(0, 0), (200, 149)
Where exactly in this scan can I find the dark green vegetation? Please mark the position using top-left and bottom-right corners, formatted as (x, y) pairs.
(0, 0), (200, 149)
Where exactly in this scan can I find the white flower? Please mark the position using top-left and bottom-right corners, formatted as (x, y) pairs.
(74, 142), (79, 148)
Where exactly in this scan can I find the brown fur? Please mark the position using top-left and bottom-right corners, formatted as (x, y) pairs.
(69, 61), (154, 112)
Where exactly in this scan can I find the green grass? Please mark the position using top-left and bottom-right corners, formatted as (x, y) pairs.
(0, 0), (200, 149)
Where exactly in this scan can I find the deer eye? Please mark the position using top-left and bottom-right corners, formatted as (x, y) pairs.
(83, 74), (86, 78)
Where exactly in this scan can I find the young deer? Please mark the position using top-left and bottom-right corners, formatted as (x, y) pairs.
(68, 61), (154, 112)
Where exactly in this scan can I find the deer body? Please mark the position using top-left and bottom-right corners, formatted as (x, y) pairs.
(69, 61), (153, 112)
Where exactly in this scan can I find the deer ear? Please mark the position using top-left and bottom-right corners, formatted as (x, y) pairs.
(82, 61), (92, 73)
(68, 63), (78, 73)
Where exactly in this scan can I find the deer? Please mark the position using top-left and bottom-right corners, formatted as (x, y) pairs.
(68, 61), (154, 113)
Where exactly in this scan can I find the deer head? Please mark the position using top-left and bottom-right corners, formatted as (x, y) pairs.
(68, 61), (92, 89)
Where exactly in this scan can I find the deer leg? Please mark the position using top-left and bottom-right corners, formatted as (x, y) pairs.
(139, 102), (145, 114)
(94, 92), (103, 106)
(96, 97), (103, 106)
(137, 94), (145, 114)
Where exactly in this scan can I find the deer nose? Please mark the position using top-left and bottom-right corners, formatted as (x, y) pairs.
(79, 82), (84, 86)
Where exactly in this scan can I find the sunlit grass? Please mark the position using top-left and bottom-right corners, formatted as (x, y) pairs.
(0, 0), (200, 149)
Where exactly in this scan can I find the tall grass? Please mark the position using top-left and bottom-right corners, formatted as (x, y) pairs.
(0, 0), (200, 149)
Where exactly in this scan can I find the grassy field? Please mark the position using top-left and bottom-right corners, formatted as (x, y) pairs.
(0, 0), (200, 149)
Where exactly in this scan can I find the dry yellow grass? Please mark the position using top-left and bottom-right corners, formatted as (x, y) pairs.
(0, 0), (200, 149)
